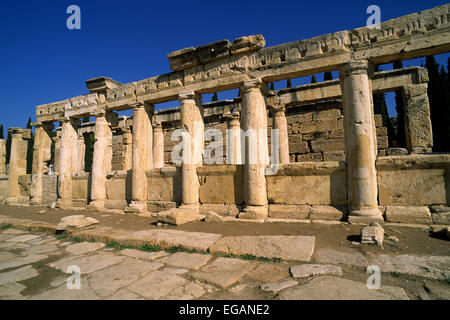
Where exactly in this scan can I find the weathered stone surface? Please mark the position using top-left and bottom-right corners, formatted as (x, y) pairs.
(0, 254), (48, 272)
(0, 282), (26, 300)
(65, 242), (105, 255)
(369, 255), (450, 280)
(385, 206), (432, 224)
(158, 252), (212, 270)
(246, 263), (291, 283)
(209, 235), (315, 261)
(158, 208), (203, 225)
(127, 270), (187, 299)
(361, 222), (384, 245)
(6, 234), (41, 243)
(88, 258), (162, 297)
(165, 282), (205, 300)
(230, 34), (265, 55)
(0, 265), (39, 286)
(310, 205), (346, 221)
(31, 278), (100, 300)
(2, 228), (26, 235)
(268, 205), (310, 219)
(21, 243), (59, 255)
(313, 248), (369, 268)
(431, 212), (450, 225)
(387, 148), (408, 156)
(260, 279), (298, 293)
(49, 252), (124, 274)
(204, 211), (225, 223)
(0, 251), (17, 262)
(277, 276), (409, 300)
(167, 47), (199, 71)
(57, 215), (99, 230)
(197, 40), (231, 64)
(290, 264), (343, 278)
(119, 249), (169, 261)
(191, 257), (256, 288)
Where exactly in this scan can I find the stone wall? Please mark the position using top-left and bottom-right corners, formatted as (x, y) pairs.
(0, 175), (8, 202)
(42, 175), (58, 205)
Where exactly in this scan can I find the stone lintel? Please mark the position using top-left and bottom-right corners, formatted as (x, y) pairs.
(85, 77), (122, 93)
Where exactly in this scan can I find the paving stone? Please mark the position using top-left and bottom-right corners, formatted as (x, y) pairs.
(30, 278), (99, 300)
(106, 289), (145, 300)
(127, 270), (188, 300)
(161, 267), (189, 275)
(129, 229), (222, 252)
(0, 251), (17, 262)
(422, 281), (450, 300)
(60, 242), (72, 247)
(277, 276), (409, 300)
(0, 243), (29, 250)
(209, 236), (315, 261)
(0, 265), (39, 286)
(260, 279), (298, 293)
(88, 258), (163, 297)
(2, 229), (26, 235)
(6, 234), (41, 243)
(27, 237), (45, 244)
(369, 255), (450, 280)
(0, 282), (26, 299)
(165, 282), (205, 300)
(246, 263), (291, 283)
(119, 249), (169, 261)
(0, 254), (48, 272)
(290, 264), (343, 278)
(65, 242), (105, 255)
(191, 257), (256, 288)
(21, 243), (59, 255)
(313, 248), (369, 268)
(49, 252), (125, 274)
(158, 252), (212, 270)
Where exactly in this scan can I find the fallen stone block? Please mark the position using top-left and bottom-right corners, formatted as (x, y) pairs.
(209, 235), (315, 261)
(260, 279), (298, 293)
(158, 208), (204, 226)
(57, 215), (99, 230)
(204, 211), (225, 223)
(290, 264), (343, 278)
(361, 222), (384, 245)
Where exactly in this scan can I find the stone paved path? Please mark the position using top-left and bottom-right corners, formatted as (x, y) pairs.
(0, 227), (448, 300)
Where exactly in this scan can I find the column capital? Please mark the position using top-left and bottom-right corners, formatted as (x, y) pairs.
(153, 121), (163, 130)
(342, 60), (370, 78)
(130, 102), (154, 114)
(269, 106), (286, 117)
(31, 121), (42, 128)
(178, 91), (201, 103)
(241, 78), (264, 94)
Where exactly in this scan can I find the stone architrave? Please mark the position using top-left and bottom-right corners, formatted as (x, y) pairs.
(239, 79), (270, 220)
(6, 128), (31, 205)
(89, 110), (113, 210)
(57, 118), (80, 208)
(178, 91), (204, 207)
(153, 121), (164, 169)
(340, 60), (382, 223)
(30, 122), (53, 205)
(126, 102), (153, 213)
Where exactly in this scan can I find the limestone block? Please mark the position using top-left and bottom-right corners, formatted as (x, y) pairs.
(230, 35), (265, 55)
(323, 151), (345, 161)
(289, 140), (309, 154)
(268, 204), (310, 219)
(328, 130), (344, 139)
(72, 178), (89, 201)
(157, 208), (204, 225)
(57, 215), (99, 230)
(311, 139), (344, 153)
(387, 148), (408, 156)
(302, 131), (329, 140)
(374, 114), (383, 127)
(310, 205), (346, 221)
(196, 40), (231, 64)
(296, 153), (323, 162)
(299, 119), (338, 134)
(377, 136), (389, 149)
(290, 264), (343, 278)
(361, 222), (384, 245)
(167, 47), (199, 71)
(385, 206), (432, 224)
(198, 165), (243, 204)
(260, 280), (298, 293)
(378, 169), (447, 206)
(200, 203), (241, 217)
(376, 127), (388, 136)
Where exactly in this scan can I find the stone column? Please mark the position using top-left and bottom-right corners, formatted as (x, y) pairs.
(52, 131), (61, 175)
(179, 91), (204, 208)
(153, 121), (165, 168)
(225, 112), (242, 165)
(126, 102), (153, 213)
(402, 84), (433, 154)
(0, 139), (5, 175)
(30, 122), (54, 205)
(89, 110), (113, 210)
(57, 118), (80, 208)
(340, 60), (383, 223)
(122, 127), (132, 171)
(6, 128), (31, 205)
(239, 79), (270, 219)
(270, 106), (289, 164)
(77, 133), (86, 173)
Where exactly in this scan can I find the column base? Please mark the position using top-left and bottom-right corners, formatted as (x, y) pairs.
(348, 207), (384, 225)
(125, 201), (147, 213)
(5, 197), (30, 207)
(30, 198), (42, 206)
(239, 205), (268, 220)
(179, 203), (200, 212)
(87, 200), (106, 211)
(56, 199), (73, 209)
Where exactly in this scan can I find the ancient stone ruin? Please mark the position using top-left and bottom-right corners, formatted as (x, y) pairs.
(1, 4), (450, 226)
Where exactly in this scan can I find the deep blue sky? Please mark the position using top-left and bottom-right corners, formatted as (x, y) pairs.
(1, 0), (449, 135)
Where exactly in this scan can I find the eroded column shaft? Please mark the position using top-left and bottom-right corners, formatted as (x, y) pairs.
(272, 107), (289, 164)
(153, 122), (165, 169)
